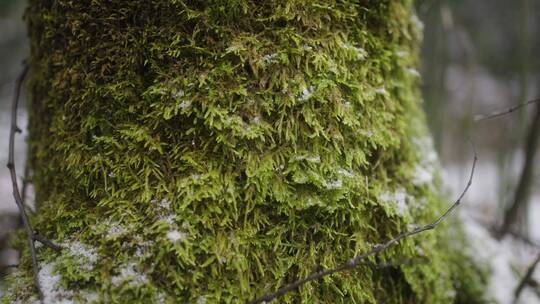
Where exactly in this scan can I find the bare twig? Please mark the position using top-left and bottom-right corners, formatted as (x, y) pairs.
(247, 143), (477, 304)
(514, 252), (540, 303)
(474, 98), (540, 122)
(7, 64), (61, 302)
(6, 64), (42, 300)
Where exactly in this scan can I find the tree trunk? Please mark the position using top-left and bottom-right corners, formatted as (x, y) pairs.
(4, 1), (486, 303)
(500, 102), (540, 236)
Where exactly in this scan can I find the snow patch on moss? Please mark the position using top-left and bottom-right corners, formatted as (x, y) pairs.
(379, 188), (409, 215)
(63, 240), (98, 271)
(166, 230), (188, 243)
(298, 85), (315, 101)
(411, 136), (439, 186)
(111, 262), (148, 287)
(39, 262), (74, 304)
(324, 179), (343, 190)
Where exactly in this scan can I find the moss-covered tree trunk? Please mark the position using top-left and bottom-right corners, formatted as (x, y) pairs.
(4, 1), (486, 303)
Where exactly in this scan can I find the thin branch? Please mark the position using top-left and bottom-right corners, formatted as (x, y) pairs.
(474, 98), (540, 122)
(6, 64), (43, 300)
(247, 142), (477, 304)
(7, 64), (61, 302)
(514, 252), (540, 303)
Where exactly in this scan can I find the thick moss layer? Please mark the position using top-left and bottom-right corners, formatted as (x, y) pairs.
(4, 1), (486, 303)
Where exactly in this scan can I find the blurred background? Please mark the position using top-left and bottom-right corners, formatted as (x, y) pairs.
(0, 1), (539, 302)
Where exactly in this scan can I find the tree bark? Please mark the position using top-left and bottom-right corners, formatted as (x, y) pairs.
(500, 102), (540, 236)
(4, 1), (486, 303)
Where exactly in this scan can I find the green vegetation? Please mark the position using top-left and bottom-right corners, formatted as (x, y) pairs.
(3, 1), (487, 303)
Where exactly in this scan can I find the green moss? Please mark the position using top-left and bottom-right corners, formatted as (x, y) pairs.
(3, 0), (487, 303)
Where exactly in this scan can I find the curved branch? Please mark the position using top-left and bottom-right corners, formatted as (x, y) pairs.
(7, 63), (61, 302)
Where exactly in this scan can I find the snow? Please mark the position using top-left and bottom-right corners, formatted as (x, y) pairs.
(412, 164), (433, 185)
(374, 86), (388, 96)
(461, 211), (540, 304)
(324, 179), (343, 190)
(411, 136), (438, 186)
(178, 100), (191, 109)
(172, 89), (184, 99)
(262, 53), (278, 63)
(406, 68), (421, 77)
(294, 155), (321, 163)
(251, 116), (261, 124)
(360, 130), (374, 138)
(337, 168), (353, 177)
(106, 222), (128, 238)
(445, 157), (540, 304)
(64, 240), (98, 271)
(38, 262), (74, 304)
(299, 86), (315, 101)
(301, 44), (313, 51)
(410, 14), (425, 31)
(166, 230), (188, 243)
(379, 188), (408, 215)
(395, 50), (409, 58)
(111, 262), (148, 286)
(159, 214), (176, 225)
(340, 43), (367, 60)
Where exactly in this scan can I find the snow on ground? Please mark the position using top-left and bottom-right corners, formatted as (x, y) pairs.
(461, 211), (540, 304)
(444, 159), (540, 304)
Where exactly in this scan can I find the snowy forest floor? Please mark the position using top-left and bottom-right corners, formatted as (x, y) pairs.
(446, 161), (540, 304)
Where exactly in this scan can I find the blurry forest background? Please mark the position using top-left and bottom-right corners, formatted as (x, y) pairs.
(1, 1), (539, 303)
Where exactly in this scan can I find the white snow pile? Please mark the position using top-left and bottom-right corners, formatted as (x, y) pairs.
(38, 262), (74, 304)
(25, 240), (100, 304)
(461, 210), (540, 304)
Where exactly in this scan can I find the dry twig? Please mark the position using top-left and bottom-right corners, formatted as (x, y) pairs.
(247, 143), (477, 304)
(474, 98), (540, 122)
(7, 63), (61, 302)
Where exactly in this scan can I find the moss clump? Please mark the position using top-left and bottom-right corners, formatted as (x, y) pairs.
(3, 0), (487, 303)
